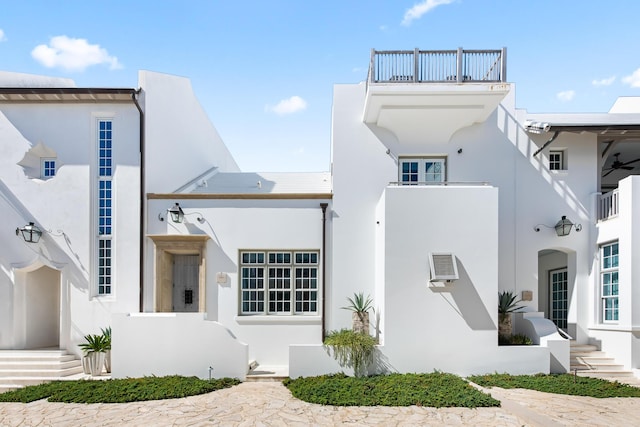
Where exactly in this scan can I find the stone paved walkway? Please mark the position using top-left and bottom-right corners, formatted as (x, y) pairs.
(2, 381), (640, 426)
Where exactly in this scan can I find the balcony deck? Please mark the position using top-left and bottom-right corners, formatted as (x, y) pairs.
(368, 47), (507, 85)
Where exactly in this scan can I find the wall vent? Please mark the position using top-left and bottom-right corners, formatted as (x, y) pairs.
(428, 253), (459, 282)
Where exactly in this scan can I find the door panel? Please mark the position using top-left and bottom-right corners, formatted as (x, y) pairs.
(172, 255), (199, 312)
(549, 268), (568, 330)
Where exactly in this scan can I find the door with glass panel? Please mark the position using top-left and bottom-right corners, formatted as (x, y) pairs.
(549, 268), (568, 330)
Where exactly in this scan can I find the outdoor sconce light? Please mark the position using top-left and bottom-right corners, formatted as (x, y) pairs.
(168, 203), (185, 223)
(16, 222), (43, 243)
(159, 203), (185, 223)
(158, 203), (205, 224)
(534, 215), (582, 237)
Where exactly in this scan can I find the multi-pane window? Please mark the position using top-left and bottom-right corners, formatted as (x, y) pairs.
(41, 158), (56, 178)
(549, 151), (565, 170)
(97, 119), (113, 295)
(240, 250), (319, 315)
(399, 158), (446, 184)
(601, 242), (619, 322)
(98, 239), (112, 295)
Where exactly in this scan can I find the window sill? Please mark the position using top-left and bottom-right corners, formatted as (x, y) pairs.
(235, 315), (321, 325)
(550, 170), (568, 176)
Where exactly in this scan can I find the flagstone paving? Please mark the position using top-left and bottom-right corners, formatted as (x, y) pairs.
(1, 381), (640, 426)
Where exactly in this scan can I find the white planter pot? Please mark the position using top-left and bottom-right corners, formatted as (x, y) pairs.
(82, 356), (91, 375)
(88, 352), (106, 376)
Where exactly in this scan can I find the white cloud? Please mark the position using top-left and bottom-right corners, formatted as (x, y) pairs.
(0, 29), (6, 42)
(379, 25), (388, 31)
(265, 96), (307, 115)
(31, 36), (122, 72)
(622, 68), (640, 88)
(592, 76), (616, 87)
(402, 0), (455, 26)
(556, 90), (575, 102)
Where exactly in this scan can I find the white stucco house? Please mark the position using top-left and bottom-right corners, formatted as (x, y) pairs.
(2, 48), (640, 384)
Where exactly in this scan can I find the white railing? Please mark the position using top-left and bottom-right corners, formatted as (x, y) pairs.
(368, 47), (506, 84)
(599, 189), (619, 220)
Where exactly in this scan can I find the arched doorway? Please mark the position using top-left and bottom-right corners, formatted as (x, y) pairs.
(537, 249), (576, 337)
(15, 264), (61, 349)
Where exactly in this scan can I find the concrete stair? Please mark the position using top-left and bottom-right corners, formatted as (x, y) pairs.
(0, 349), (83, 392)
(245, 364), (288, 382)
(570, 342), (640, 386)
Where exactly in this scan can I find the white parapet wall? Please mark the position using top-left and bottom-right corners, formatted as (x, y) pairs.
(112, 313), (248, 380)
(290, 343), (549, 378)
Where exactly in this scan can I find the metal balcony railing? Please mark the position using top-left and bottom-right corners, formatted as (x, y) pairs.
(368, 47), (507, 84)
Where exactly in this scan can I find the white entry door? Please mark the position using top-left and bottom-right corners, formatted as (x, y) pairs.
(549, 268), (568, 330)
(172, 255), (199, 312)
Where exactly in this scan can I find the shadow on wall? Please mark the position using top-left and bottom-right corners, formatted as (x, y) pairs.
(428, 259), (495, 331)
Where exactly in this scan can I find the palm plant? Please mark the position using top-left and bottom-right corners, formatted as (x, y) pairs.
(342, 292), (374, 334)
(498, 290), (523, 338)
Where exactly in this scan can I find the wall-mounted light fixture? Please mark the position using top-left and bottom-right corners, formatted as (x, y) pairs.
(158, 202), (185, 223)
(534, 215), (582, 237)
(158, 203), (205, 224)
(16, 222), (43, 243)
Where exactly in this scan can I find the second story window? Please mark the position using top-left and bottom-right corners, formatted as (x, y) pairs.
(549, 151), (565, 171)
(399, 158), (446, 184)
(41, 158), (56, 178)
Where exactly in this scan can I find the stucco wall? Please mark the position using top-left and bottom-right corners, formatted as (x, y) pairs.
(140, 71), (240, 193)
(146, 197), (330, 367)
(0, 101), (140, 353)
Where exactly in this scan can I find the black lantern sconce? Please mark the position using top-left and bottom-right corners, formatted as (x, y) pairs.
(158, 203), (204, 224)
(534, 215), (582, 237)
(16, 222), (43, 243)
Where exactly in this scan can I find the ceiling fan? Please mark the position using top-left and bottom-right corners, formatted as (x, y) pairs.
(603, 153), (640, 177)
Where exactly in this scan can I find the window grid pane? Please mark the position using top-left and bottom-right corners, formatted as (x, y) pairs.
(98, 120), (113, 177)
(240, 250), (319, 315)
(600, 242), (619, 322)
(98, 238), (112, 295)
(549, 151), (564, 170)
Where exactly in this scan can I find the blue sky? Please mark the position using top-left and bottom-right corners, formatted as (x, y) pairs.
(2, 1), (640, 172)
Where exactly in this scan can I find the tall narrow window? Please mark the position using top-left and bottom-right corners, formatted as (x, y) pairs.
(97, 120), (113, 295)
(601, 242), (619, 322)
(399, 158), (446, 184)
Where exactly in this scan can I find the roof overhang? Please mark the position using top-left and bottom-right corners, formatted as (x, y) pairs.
(0, 88), (139, 103)
(363, 82), (511, 144)
(524, 113), (640, 138)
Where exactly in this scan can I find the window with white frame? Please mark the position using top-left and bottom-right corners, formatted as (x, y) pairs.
(240, 250), (319, 315)
(41, 158), (56, 178)
(97, 119), (113, 295)
(399, 158), (446, 184)
(601, 242), (619, 322)
(549, 150), (565, 171)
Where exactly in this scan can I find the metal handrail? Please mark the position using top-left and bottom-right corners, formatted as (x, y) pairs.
(388, 181), (491, 186)
(369, 47), (506, 84)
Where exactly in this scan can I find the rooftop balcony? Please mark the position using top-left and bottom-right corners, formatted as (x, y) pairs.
(363, 48), (511, 144)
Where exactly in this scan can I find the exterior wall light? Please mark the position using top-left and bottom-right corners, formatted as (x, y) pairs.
(168, 203), (185, 223)
(158, 203), (204, 224)
(534, 215), (582, 237)
(16, 222), (43, 243)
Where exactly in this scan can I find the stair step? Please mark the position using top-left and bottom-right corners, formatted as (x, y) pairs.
(246, 365), (288, 382)
(570, 344), (599, 352)
(0, 360), (82, 370)
(575, 370), (636, 378)
(0, 366), (83, 378)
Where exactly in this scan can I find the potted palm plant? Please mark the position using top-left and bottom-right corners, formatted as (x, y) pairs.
(342, 292), (374, 335)
(498, 290), (523, 339)
(79, 333), (109, 376)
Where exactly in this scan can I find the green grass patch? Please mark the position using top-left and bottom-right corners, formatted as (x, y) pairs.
(283, 372), (500, 408)
(0, 376), (240, 403)
(468, 373), (640, 398)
